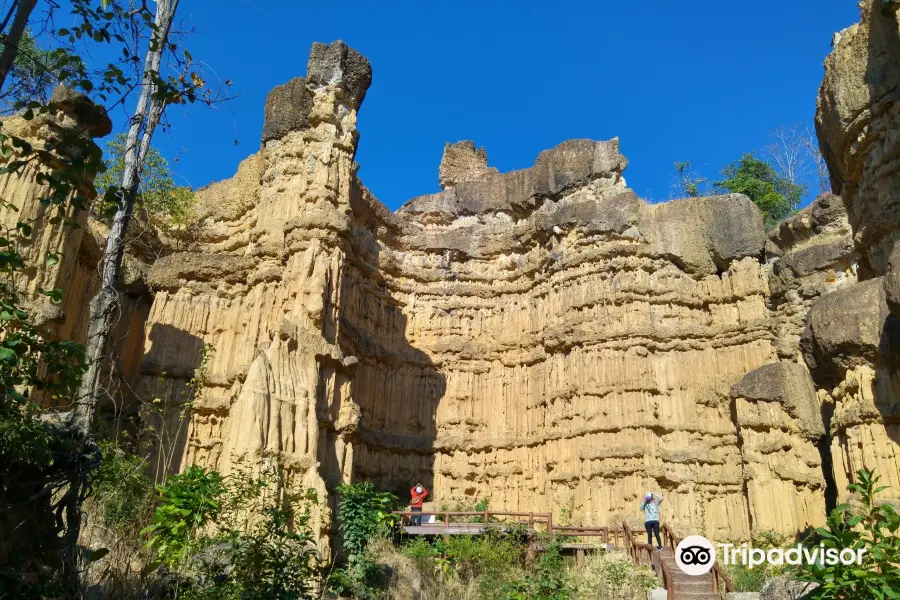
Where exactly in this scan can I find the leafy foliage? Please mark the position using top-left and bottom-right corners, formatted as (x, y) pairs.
(795, 468), (900, 599)
(330, 482), (400, 598)
(715, 153), (805, 227)
(92, 440), (154, 527)
(143, 465), (224, 566)
(501, 538), (573, 600)
(141, 461), (321, 599)
(94, 132), (196, 233)
(723, 530), (791, 592)
(2, 29), (79, 109)
(336, 482), (400, 558)
(674, 160), (709, 198)
(570, 551), (658, 600)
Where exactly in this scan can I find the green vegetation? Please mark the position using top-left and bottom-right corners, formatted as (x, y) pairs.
(95, 132), (196, 238)
(723, 530), (792, 592)
(329, 482), (401, 599)
(715, 152), (805, 227)
(795, 467), (900, 599)
(1, 29), (79, 108)
(569, 551), (658, 600)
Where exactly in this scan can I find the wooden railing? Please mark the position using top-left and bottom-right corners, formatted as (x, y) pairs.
(393, 510), (555, 532)
(661, 523), (734, 595)
(625, 522), (676, 600)
(393, 511), (629, 543)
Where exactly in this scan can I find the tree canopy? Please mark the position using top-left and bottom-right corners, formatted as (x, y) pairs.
(715, 153), (805, 227)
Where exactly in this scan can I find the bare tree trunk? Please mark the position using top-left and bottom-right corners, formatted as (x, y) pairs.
(0, 0), (38, 92)
(72, 0), (180, 437)
(765, 123), (810, 212)
(802, 127), (832, 195)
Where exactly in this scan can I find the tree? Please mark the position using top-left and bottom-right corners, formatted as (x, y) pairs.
(2, 28), (76, 109)
(795, 468), (900, 599)
(765, 123), (833, 203)
(94, 131), (195, 236)
(715, 153), (804, 227)
(0, 0), (39, 93)
(801, 127), (832, 196)
(73, 0), (201, 436)
(672, 160), (710, 198)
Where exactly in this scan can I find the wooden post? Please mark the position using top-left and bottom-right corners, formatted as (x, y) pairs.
(576, 548), (585, 568)
(526, 533), (535, 568)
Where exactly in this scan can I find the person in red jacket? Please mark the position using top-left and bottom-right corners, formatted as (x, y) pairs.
(410, 483), (428, 525)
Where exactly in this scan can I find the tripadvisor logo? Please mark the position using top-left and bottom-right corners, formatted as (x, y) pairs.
(674, 535), (868, 576)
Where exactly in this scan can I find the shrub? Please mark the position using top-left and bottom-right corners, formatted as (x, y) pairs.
(794, 467), (900, 599)
(723, 530), (791, 592)
(138, 460), (321, 599)
(92, 440), (154, 527)
(142, 465), (224, 567)
(570, 550), (658, 600)
(501, 538), (572, 600)
(329, 482), (400, 599)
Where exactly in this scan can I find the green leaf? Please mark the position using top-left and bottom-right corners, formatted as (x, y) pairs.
(140, 560), (161, 578)
(46, 253), (59, 267)
(85, 547), (110, 563)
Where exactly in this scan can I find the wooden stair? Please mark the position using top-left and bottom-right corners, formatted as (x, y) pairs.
(658, 547), (721, 600)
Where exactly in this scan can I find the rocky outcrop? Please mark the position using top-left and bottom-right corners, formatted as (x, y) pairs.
(13, 3), (900, 550)
(0, 88), (149, 422)
(816, 0), (900, 276)
(814, 0), (900, 503)
(438, 141), (498, 190)
(130, 39), (790, 542)
(767, 194), (858, 362)
(731, 362), (826, 533)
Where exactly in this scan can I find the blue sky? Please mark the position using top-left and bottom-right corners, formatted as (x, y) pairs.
(106, 0), (860, 210)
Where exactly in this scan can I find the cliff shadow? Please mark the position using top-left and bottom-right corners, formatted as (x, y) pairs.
(877, 313), (900, 443)
(138, 322), (206, 483)
(332, 189), (448, 511)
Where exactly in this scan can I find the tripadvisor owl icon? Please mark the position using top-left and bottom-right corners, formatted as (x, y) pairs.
(675, 535), (716, 576)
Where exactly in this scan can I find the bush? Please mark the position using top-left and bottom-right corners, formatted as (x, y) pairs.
(140, 461), (321, 599)
(329, 481), (400, 597)
(794, 467), (900, 599)
(723, 530), (791, 592)
(570, 550), (658, 600)
(501, 538), (572, 600)
(92, 440), (154, 527)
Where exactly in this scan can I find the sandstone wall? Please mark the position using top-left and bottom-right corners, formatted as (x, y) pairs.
(130, 36), (900, 542)
(0, 89), (151, 420)
(815, 0), (900, 504)
(18, 4), (900, 548)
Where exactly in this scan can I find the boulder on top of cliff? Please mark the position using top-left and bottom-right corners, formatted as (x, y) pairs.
(262, 41), (371, 144)
(438, 141), (498, 190)
(262, 77), (312, 144)
(731, 362), (825, 438)
(802, 277), (900, 384)
(768, 194), (851, 253)
(645, 193), (766, 274)
(50, 84), (112, 138)
(307, 40), (372, 108)
(399, 138), (628, 222)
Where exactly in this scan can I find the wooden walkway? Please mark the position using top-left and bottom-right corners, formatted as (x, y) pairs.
(394, 511), (734, 600)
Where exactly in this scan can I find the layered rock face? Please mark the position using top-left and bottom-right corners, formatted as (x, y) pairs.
(0, 88), (150, 418)
(815, 0), (900, 502)
(136, 41), (842, 542)
(13, 4), (900, 547)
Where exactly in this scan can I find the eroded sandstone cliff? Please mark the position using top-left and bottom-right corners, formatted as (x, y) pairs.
(9, 2), (900, 549)
(133, 41), (849, 542)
